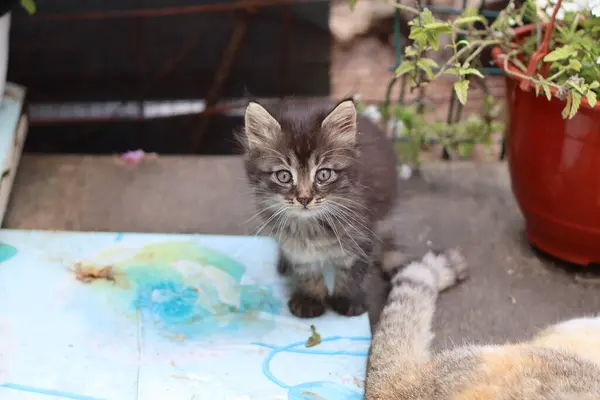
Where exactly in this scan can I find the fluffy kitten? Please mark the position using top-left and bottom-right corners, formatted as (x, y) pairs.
(240, 99), (398, 318)
(365, 249), (600, 399)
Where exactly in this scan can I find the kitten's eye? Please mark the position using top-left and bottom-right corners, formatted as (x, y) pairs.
(275, 170), (292, 184)
(315, 168), (333, 183)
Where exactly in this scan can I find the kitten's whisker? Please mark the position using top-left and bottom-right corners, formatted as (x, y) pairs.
(323, 211), (344, 255)
(273, 211), (288, 244)
(253, 206), (287, 237)
(328, 201), (381, 241)
(329, 196), (369, 210)
(326, 210), (371, 262)
(328, 204), (368, 231)
(325, 206), (369, 261)
(244, 202), (283, 224)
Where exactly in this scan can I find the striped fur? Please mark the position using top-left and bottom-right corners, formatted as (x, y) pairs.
(365, 249), (600, 400)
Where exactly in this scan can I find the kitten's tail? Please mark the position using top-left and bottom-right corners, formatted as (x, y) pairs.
(365, 248), (468, 399)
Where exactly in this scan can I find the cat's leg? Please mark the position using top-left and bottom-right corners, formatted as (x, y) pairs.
(288, 267), (328, 318)
(532, 315), (600, 365)
(329, 256), (369, 317)
(364, 249), (468, 399)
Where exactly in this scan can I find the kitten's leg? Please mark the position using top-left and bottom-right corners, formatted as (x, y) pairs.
(329, 257), (369, 317)
(288, 269), (328, 318)
(277, 254), (292, 276)
(364, 249), (468, 400)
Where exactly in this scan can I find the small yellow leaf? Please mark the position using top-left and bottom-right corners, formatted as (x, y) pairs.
(454, 80), (470, 105)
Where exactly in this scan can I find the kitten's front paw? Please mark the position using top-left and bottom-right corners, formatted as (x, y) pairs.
(288, 293), (326, 318)
(328, 296), (367, 317)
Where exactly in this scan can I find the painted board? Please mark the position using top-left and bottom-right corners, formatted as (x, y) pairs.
(0, 230), (370, 400)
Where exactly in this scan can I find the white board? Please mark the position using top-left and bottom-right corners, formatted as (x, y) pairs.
(0, 230), (370, 400)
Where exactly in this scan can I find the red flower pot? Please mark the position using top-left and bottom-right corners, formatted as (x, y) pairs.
(492, 25), (600, 266)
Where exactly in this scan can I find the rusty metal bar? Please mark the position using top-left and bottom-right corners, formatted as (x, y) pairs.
(18, 0), (325, 22)
(192, 8), (257, 152)
(279, 4), (291, 98)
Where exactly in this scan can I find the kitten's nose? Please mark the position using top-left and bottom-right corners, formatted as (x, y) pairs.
(297, 196), (313, 207)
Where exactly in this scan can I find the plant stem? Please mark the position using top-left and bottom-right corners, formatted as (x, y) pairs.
(385, 0), (420, 15)
(501, 53), (562, 91)
(463, 42), (490, 66)
(432, 39), (501, 78)
(546, 68), (565, 82)
(511, 57), (528, 73)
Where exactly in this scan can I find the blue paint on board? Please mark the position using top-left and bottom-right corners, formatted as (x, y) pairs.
(115, 232), (124, 242)
(83, 241), (282, 339)
(127, 264), (282, 338)
(0, 383), (106, 400)
(0, 243), (17, 263)
(253, 336), (371, 399)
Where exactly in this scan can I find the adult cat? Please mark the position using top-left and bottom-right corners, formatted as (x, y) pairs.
(365, 249), (600, 399)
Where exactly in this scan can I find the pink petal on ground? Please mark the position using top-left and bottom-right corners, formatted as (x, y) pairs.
(120, 149), (147, 166)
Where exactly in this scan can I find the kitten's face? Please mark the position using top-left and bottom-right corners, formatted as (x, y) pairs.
(242, 100), (360, 219)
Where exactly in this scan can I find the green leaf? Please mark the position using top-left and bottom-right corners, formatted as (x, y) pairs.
(416, 58), (439, 79)
(534, 83), (541, 97)
(569, 93), (582, 119)
(454, 79), (470, 105)
(409, 27), (429, 47)
(461, 7), (479, 18)
(429, 34), (441, 51)
(586, 90), (598, 108)
(454, 16), (486, 26)
(20, 0), (36, 14)
(462, 68), (484, 78)
(404, 46), (418, 57)
(419, 58), (439, 68)
(444, 68), (461, 76)
(457, 143), (473, 159)
(423, 22), (453, 34)
(568, 59), (582, 71)
(541, 82), (552, 101)
(420, 8), (436, 25)
(395, 62), (415, 77)
(543, 45), (577, 62)
(589, 81), (600, 90)
(562, 95), (572, 119)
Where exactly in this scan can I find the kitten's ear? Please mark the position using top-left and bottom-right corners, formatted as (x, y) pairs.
(321, 100), (358, 147)
(244, 102), (281, 150)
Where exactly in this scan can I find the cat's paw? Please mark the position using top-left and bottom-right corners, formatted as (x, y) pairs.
(423, 248), (468, 291)
(444, 248), (468, 282)
(328, 295), (367, 317)
(288, 293), (326, 318)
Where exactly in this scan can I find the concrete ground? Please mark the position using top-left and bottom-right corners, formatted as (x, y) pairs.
(5, 155), (600, 350)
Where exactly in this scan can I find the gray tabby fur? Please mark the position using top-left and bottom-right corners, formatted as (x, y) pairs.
(239, 99), (398, 318)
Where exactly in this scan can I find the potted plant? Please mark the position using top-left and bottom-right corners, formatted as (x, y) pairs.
(0, 0), (35, 99)
(353, 0), (600, 264)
